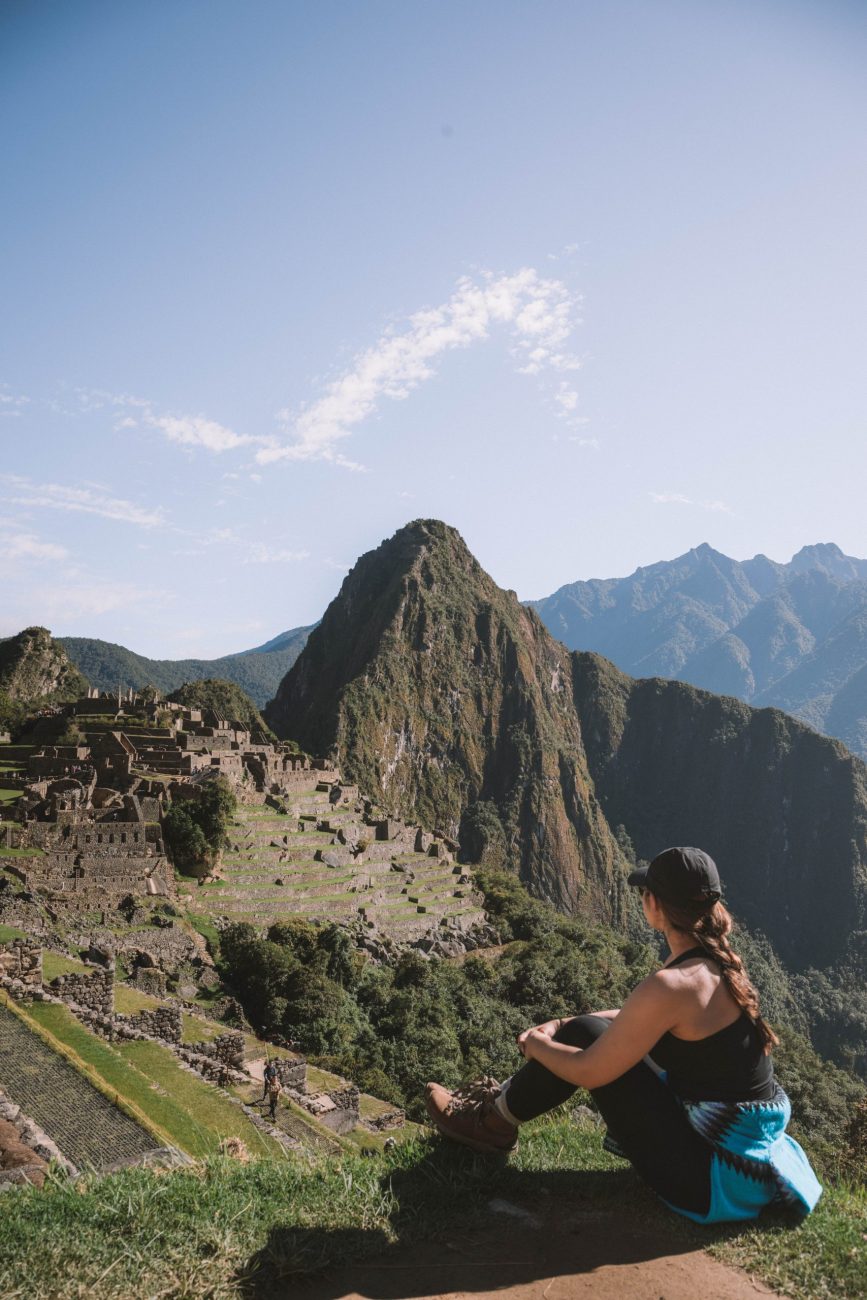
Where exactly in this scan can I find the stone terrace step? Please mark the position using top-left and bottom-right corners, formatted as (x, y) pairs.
(0, 1005), (161, 1171)
(208, 806), (481, 936)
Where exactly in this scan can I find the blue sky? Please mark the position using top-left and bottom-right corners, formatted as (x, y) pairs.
(2, 0), (866, 657)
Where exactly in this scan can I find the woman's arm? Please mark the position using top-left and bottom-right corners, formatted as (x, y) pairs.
(520, 976), (677, 1090)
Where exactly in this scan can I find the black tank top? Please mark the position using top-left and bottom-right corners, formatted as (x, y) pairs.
(648, 947), (775, 1102)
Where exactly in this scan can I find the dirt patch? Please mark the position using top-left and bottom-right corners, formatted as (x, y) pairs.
(294, 1196), (778, 1300)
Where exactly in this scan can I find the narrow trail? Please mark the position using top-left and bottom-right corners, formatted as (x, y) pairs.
(297, 1195), (778, 1300)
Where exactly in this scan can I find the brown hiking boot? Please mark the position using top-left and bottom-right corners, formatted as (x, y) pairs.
(424, 1077), (519, 1155)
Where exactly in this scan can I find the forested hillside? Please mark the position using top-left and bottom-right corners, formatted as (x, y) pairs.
(59, 625), (313, 707)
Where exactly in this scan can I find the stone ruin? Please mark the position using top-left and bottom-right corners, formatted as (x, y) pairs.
(0, 939), (387, 1138)
(0, 688), (494, 963)
(265, 1059), (366, 1135)
(0, 689), (328, 909)
(2, 780), (171, 904)
(298, 1084), (360, 1136)
(47, 964), (114, 1015)
(0, 938), (43, 995)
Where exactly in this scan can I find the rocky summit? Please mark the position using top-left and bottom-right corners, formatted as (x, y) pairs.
(0, 626), (88, 713)
(267, 520), (867, 974)
(265, 520), (622, 917)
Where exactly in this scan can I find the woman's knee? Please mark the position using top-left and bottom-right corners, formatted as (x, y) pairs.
(554, 1013), (611, 1049)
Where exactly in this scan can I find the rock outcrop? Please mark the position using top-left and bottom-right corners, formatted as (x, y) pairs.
(0, 626), (88, 707)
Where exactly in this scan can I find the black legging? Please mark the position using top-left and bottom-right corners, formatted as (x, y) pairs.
(504, 1014), (712, 1216)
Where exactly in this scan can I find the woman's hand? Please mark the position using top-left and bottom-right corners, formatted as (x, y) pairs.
(516, 1018), (562, 1057)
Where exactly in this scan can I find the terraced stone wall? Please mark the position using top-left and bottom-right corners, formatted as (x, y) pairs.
(185, 1031), (245, 1069)
(122, 1003), (182, 1043)
(133, 966), (168, 996)
(0, 939), (42, 990)
(49, 965), (114, 1015)
(273, 1057), (307, 1090)
(364, 1107), (405, 1132)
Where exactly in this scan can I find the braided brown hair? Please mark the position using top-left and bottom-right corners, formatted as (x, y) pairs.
(653, 895), (779, 1054)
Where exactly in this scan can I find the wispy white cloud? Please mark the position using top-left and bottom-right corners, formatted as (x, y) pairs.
(0, 531), (69, 562)
(185, 526), (309, 566)
(0, 386), (30, 416)
(546, 241), (581, 263)
(73, 387), (151, 412)
(147, 413), (256, 454)
(554, 382), (579, 415)
(256, 267), (583, 469)
(242, 542), (310, 565)
(650, 491), (732, 514)
(0, 475), (166, 528)
(72, 388), (259, 456)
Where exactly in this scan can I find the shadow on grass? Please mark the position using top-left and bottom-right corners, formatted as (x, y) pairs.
(237, 1139), (774, 1298)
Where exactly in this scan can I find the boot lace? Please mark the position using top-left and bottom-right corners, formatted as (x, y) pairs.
(445, 1076), (501, 1116)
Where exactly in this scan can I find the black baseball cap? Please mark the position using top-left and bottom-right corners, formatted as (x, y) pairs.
(627, 846), (721, 906)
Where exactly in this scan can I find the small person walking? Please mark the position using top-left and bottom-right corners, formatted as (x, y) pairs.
(267, 1074), (282, 1122)
(261, 1059), (278, 1102)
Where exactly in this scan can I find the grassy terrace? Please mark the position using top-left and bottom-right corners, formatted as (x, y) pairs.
(105, 981), (411, 1155)
(0, 1001), (160, 1170)
(0, 1112), (863, 1300)
(0, 923), (28, 942)
(20, 1000), (282, 1159)
(42, 950), (90, 980)
(194, 804), (483, 936)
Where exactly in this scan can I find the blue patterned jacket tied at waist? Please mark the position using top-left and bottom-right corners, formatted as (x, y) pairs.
(674, 1085), (822, 1224)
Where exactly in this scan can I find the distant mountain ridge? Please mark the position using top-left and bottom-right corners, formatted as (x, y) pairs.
(530, 542), (867, 760)
(266, 520), (867, 976)
(59, 625), (314, 708)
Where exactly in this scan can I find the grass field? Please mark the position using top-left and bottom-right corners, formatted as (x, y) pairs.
(113, 982), (166, 1014)
(0, 1113), (863, 1300)
(41, 950), (91, 981)
(22, 1001), (282, 1159)
(0, 923), (28, 942)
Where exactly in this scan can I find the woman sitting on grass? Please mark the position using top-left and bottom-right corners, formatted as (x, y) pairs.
(425, 846), (822, 1224)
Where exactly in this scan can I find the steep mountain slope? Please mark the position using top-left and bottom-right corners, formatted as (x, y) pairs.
(571, 654), (867, 970)
(60, 625), (313, 707)
(532, 543), (867, 760)
(266, 521), (867, 972)
(0, 626), (88, 706)
(265, 520), (622, 915)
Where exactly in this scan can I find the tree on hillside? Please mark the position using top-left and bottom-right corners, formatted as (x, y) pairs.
(163, 775), (236, 875)
(167, 678), (275, 737)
